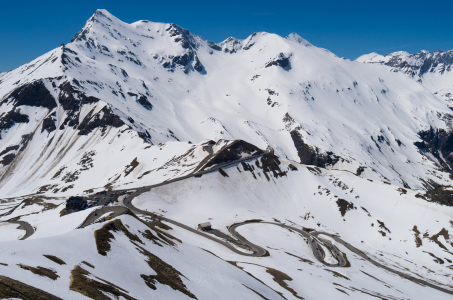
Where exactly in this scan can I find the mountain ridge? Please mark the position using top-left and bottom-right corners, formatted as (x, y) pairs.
(1, 10), (453, 196)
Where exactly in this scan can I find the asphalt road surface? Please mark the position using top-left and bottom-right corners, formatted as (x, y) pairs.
(0, 220), (34, 240)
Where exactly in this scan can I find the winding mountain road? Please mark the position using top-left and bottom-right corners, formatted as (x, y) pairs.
(0, 220), (34, 240)
(79, 146), (453, 296)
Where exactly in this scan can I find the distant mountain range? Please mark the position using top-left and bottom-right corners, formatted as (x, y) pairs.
(357, 49), (453, 105)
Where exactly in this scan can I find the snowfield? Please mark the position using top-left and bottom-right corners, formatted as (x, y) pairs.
(1, 10), (453, 198)
(133, 157), (453, 299)
(0, 8), (453, 300)
(0, 222), (24, 241)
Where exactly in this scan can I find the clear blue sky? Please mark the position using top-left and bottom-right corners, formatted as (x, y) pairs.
(1, 0), (452, 72)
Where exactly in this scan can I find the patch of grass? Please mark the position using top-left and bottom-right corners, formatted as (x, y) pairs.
(0, 275), (62, 300)
(140, 229), (163, 247)
(69, 265), (136, 300)
(265, 267), (304, 299)
(397, 187), (407, 195)
(429, 228), (450, 251)
(420, 187), (453, 206)
(324, 269), (350, 280)
(81, 261), (94, 269)
(139, 245), (197, 299)
(43, 255), (66, 265)
(93, 215), (194, 298)
(94, 219), (143, 256)
(124, 158), (139, 177)
(17, 264), (59, 280)
(412, 225), (423, 247)
(36, 184), (58, 194)
(377, 220), (391, 234)
(423, 251), (445, 264)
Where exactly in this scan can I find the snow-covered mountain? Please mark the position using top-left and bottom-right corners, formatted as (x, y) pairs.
(357, 50), (453, 105)
(2, 9), (453, 300)
(1, 156), (453, 299)
(2, 9), (453, 197)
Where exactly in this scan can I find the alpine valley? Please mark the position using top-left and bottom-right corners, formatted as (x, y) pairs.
(0, 9), (453, 300)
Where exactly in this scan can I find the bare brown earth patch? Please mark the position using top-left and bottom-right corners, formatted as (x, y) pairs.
(81, 261), (94, 269)
(0, 275), (62, 300)
(94, 218), (143, 256)
(324, 269), (350, 280)
(43, 255), (66, 265)
(412, 226), (423, 247)
(94, 215), (194, 298)
(429, 228), (451, 251)
(17, 264), (59, 280)
(138, 245), (197, 299)
(69, 265), (137, 300)
(265, 267), (304, 299)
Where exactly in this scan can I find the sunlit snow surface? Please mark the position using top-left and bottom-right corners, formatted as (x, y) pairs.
(134, 158), (453, 299)
(1, 9), (453, 299)
(0, 223), (23, 241)
(1, 10), (453, 197)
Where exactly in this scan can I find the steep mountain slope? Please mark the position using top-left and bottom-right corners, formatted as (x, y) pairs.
(0, 211), (284, 299)
(134, 155), (453, 299)
(1, 10), (453, 196)
(356, 50), (453, 105)
(2, 154), (452, 299)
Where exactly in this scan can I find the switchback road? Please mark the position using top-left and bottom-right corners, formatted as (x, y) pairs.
(80, 146), (453, 296)
(0, 220), (34, 240)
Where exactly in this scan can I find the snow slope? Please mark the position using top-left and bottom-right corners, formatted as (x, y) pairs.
(1, 10), (453, 198)
(133, 155), (453, 299)
(357, 49), (453, 106)
(0, 213), (284, 299)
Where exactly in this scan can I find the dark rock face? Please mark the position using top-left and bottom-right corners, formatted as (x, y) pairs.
(0, 153), (15, 165)
(0, 110), (29, 138)
(136, 95), (153, 110)
(414, 127), (453, 181)
(0, 145), (19, 157)
(378, 50), (453, 77)
(58, 81), (99, 111)
(254, 152), (287, 181)
(78, 106), (124, 135)
(58, 81), (100, 130)
(290, 130), (340, 168)
(2, 80), (57, 109)
(206, 41), (221, 51)
(166, 24), (198, 50)
(161, 51), (205, 74)
(203, 140), (264, 169)
(42, 112), (57, 133)
(419, 187), (453, 206)
(336, 198), (356, 217)
(265, 53), (291, 70)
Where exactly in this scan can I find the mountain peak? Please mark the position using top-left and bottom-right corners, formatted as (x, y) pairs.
(285, 32), (311, 46)
(92, 9), (116, 23)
